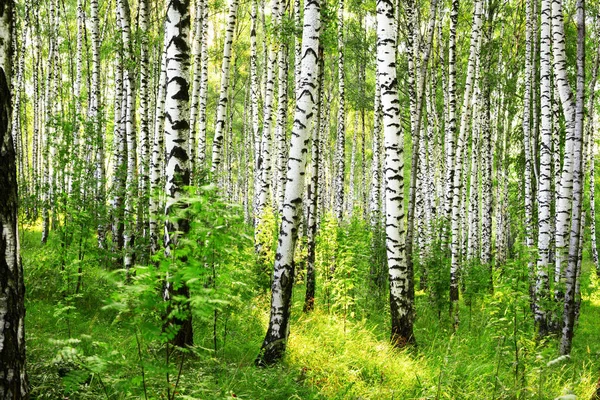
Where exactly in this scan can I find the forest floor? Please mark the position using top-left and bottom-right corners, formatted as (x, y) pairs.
(20, 225), (600, 399)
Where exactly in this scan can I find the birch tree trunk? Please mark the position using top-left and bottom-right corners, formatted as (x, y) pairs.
(11, 12), (25, 194)
(347, 114), (357, 217)
(535, 0), (552, 337)
(587, 19), (600, 276)
(560, 0), (585, 355)
(250, 0), (261, 224)
(197, 0), (209, 168)
(369, 67), (382, 227)
(523, 0), (536, 309)
(256, 0), (321, 366)
(404, 0), (436, 291)
(480, 10), (493, 270)
(333, 0), (345, 222)
(111, 49), (125, 252)
(69, 0), (83, 196)
(0, 2), (28, 392)
(32, 7), (40, 220)
(149, 33), (169, 255)
(117, 0), (137, 271)
(444, 0), (459, 239)
(377, 0), (414, 347)
(553, 0), (577, 295)
(450, 0), (483, 311)
(304, 45), (323, 313)
(210, 0), (239, 173)
(90, 0), (105, 248)
(467, 100), (480, 261)
(42, 0), (59, 245)
(293, 0), (301, 89)
(256, 0), (280, 218)
(163, 0), (193, 348)
(273, 4), (289, 215)
(137, 0), (150, 244)
(189, 0), (204, 177)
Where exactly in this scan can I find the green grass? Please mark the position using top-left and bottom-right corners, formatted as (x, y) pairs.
(20, 227), (600, 399)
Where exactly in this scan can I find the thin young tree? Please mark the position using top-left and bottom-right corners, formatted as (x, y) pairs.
(522, 0), (535, 301)
(197, 0), (209, 168)
(117, 0), (137, 271)
(137, 0), (151, 244)
(189, 0), (204, 176)
(150, 30), (169, 254)
(535, 0), (552, 337)
(210, 0), (240, 173)
(90, 0), (105, 248)
(304, 45), (324, 313)
(450, 0), (483, 313)
(333, 0), (345, 221)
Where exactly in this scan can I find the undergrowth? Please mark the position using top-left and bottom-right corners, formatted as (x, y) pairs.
(20, 199), (600, 399)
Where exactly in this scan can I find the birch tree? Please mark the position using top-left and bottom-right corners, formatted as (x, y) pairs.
(522, 0), (535, 294)
(377, 0), (414, 347)
(553, 0), (577, 295)
(333, 0), (345, 221)
(256, 0), (321, 365)
(0, 0), (28, 393)
(450, 0), (483, 312)
(163, 0), (193, 348)
(304, 45), (324, 313)
(197, 0), (209, 168)
(535, 0), (552, 336)
(255, 0), (280, 226)
(117, 0), (137, 271)
(369, 68), (382, 227)
(149, 34), (169, 254)
(137, 0), (150, 243)
(211, 0), (240, 173)
(90, 0), (105, 248)
(560, 0), (585, 355)
(189, 0), (205, 176)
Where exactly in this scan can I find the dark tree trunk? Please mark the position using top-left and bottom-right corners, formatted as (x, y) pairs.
(0, 3), (29, 392)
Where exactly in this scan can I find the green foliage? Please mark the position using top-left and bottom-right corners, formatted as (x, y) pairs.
(417, 219), (451, 318)
(254, 206), (278, 291)
(315, 213), (338, 311)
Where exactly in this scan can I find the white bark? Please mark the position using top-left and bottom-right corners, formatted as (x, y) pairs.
(450, 0), (483, 307)
(189, 0), (205, 176)
(377, 0), (413, 346)
(369, 66), (382, 228)
(89, 0), (105, 248)
(0, 1), (28, 395)
(334, 0), (345, 221)
(256, 0), (321, 365)
(256, 0), (280, 220)
(535, 0), (552, 336)
(560, 0), (585, 355)
(210, 0), (239, 173)
(137, 0), (150, 243)
(553, 0), (577, 290)
(163, 0), (193, 348)
(197, 0), (209, 168)
(149, 29), (169, 254)
(273, 31), (289, 215)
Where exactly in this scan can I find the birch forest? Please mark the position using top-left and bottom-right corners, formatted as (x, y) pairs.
(4, 0), (600, 397)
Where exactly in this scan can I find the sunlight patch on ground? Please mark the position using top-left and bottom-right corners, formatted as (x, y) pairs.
(287, 312), (432, 399)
